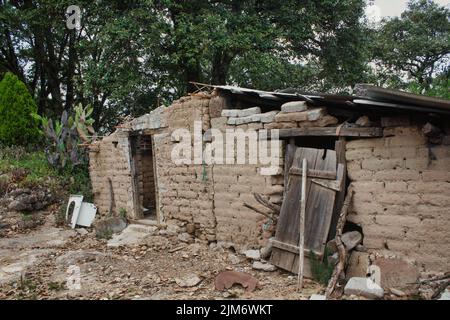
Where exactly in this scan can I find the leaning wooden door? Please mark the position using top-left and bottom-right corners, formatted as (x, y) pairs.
(270, 146), (344, 277)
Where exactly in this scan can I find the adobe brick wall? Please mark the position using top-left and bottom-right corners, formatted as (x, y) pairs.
(346, 124), (450, 272)
(153, 95), (216, 241)
(89, 131), (136, 218)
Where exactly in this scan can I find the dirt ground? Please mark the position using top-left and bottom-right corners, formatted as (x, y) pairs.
(0, 210), (324, 300)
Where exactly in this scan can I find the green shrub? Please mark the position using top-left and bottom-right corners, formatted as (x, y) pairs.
(0, 72), (40, 146)
(310, 248), (334, 286)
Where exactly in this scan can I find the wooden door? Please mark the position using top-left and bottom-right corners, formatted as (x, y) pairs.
(270, 146), (344, 276)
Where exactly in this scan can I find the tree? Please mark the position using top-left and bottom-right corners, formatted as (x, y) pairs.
(0, 72), (40, 146)
(374, 0), (450, 90)
(0, 0), (371, 132)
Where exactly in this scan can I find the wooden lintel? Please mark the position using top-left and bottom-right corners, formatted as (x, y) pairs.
(275, 127), (383, 138)
(289, 167), (336, 180)
(270, 239), (322, 258)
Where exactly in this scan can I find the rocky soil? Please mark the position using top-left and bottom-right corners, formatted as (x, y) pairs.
(0, 209), (325, 300)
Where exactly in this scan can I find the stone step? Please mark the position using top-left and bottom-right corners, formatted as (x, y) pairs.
(127, 224), (158, 234)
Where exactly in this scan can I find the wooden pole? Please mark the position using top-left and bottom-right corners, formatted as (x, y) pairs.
(298, 158), (307, 290)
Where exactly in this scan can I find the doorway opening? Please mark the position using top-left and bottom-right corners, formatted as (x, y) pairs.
(134, 134), (158, 221)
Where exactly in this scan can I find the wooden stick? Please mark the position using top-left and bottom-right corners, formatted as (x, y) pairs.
(253, 193), (281, 213)
(243, 203), (275, 220)
(325, 187), (354, 298)
(298, 158), (307, 290)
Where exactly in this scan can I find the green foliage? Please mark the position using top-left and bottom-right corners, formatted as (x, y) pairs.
(33, 110), (81, 170)
(0, 72), (40, 146)
(64, 163), (93, 202)
(33, 103), (96, 170)
(119, 208), (127, 219)
(0, 146), (58, 185)
(0, 145), (92, 204)
(310, 248), (334, 286)
(408, 75), (450, 99)
(373, 0), (450, 90)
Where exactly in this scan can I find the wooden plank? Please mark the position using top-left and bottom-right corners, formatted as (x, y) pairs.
(271, 147), (317, 273)
(298, 158), (307, 289)
(276, 127), (383, 138)
(289, 167), (336, 179)
(328, 138), (347, 240)
(283, 139), (296, 198)
(271, 239), (321, 258)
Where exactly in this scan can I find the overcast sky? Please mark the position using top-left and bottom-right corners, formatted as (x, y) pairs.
(366, 0), (450, 22)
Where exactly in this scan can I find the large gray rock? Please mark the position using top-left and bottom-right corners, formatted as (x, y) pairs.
(252, 261), (276, 272)
(95, 217), (127, 238)
(243, 249), (261, 260)
(238, 107), (261, 117)
(281, 101), (307, 113)
(344, 277), (384, 299)
(222, 109), (240, 118)
(439, 289), (450, 300)
(7, 188), (54, 212)
(309, 294), (326, 300)
(259, 111), (279, 123)
(175, 274), (202, 287)
(342, 231), (363, 251)
(106, 225), (148, 247)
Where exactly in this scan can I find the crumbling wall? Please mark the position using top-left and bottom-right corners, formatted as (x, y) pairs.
(210, 96), (338, 248)
(154, 95), (216, 241)
(89, 131), (135, 218)
(346, 123), (450, 272)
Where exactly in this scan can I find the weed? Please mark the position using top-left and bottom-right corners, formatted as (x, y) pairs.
(48, 281), (65, 291)
(310, 247), (334, 286)
(96, 229), (113, 240)
(119, 208), (127, 219)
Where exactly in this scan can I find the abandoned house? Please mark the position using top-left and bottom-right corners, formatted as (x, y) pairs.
(88, 83), (450, 281)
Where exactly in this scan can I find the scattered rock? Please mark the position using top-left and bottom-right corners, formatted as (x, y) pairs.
(355, 115), (372, 127)
(76, 228), (89, 236)
(215, 271), (259, 292)
(341, 231), (363, 251)
(237, 107), (261, 117)
(281, 101), (307, 113)
(310, 294), (326, 300)
(185, 223), (195, 235)
(260, 239), (273, 259)
(166, 224), (180, 236)
(228, 254), (240, 265)
(259, 111), (279, 123)
(243, 249), (261, 261)
(178, 232), (194, 243)
(390, 288), (406, 297)
(307, 108), (326, 121)
(6, 188), (54, 212)
(175, 274), (202, 287)
(344, 277), (384, 299)
(372, 258), (419, 293)
(94, 217), (127, 238)
(346, 252), (370, 279)
(438, 289), (450, 300)
(107, 225), (149, 247)
(252, 261), (276, 272)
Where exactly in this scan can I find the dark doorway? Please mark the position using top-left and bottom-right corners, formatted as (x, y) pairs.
(135, 134), (157, 220)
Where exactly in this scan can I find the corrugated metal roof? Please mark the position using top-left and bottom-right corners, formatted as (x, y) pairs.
(201, 83), (450, 116)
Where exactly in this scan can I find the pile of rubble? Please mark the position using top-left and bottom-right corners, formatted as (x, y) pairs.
(1, 187), (55, 212)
